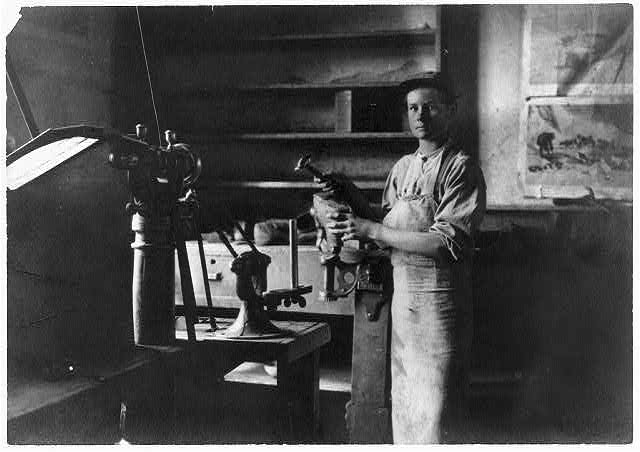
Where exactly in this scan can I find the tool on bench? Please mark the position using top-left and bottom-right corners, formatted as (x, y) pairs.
(213, 220), (312, 339)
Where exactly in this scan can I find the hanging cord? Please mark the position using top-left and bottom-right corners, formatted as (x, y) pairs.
(136, 6), (162, 145)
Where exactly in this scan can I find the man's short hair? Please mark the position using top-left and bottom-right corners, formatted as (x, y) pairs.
(399, 72), (456, 104)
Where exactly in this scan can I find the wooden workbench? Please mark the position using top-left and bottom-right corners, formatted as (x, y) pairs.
(175, 318), (331, 442)
(7, 347), (181, 444)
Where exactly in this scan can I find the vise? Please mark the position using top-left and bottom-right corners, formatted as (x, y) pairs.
(295, 155), (393, 443)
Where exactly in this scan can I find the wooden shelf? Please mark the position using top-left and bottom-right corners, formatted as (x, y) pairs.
(184, 132), (415, 144)
(237, 81), (405, 91)
(232, 132), (414, 141)
(249, 28), (437, 43)
(224, 361), (351, 393)
(160, 28), (436, 53)
(207, 180), (385, 190)
(167, 82), (406, 99)
(485, 203), (629, 212)
(167, 82), (411, 103)
(223, 362), (521, 397)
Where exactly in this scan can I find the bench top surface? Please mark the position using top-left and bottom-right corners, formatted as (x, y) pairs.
(7, 346), (181, 421)
(175, 318), (331, 362)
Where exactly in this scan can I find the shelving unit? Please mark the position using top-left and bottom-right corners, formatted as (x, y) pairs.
(149, 5), (440, 219)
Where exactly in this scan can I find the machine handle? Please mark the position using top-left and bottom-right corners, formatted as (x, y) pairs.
(295, 154), (329, 182)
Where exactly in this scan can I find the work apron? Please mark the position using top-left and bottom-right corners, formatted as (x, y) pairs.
(383, 152), (473, 444)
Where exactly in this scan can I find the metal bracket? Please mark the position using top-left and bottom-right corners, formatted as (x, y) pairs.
(356, 262), (387, 321)
(359, 292), (385, 322)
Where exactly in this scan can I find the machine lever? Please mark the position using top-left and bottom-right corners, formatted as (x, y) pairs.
(234, 221), (261, 255)
(295, 154), (329, 182)
(216, 230), (238, 258)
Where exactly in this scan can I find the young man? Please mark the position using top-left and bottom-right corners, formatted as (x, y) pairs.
(323, 73), (486, 443)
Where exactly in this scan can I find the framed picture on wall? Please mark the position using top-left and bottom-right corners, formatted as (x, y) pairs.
(520, 96), (632, 200)
(522, 4), (632, 97)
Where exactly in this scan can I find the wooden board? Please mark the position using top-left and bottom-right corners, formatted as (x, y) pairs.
(175, 319), (331, 364)
(7, 347), (180, 421)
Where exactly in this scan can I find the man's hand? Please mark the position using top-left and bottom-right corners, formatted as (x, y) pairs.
(314, 172), (377, 220)
(313, 172), (349, 194)
(324, 207), (378, 242)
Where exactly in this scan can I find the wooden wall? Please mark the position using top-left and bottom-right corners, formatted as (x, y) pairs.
(6, 7), (135, 372)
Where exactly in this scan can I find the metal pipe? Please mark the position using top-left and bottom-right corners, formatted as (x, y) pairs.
(216, 230), (238, 258)
(234, 221), (261, 254)
(289, 219), (298, 288)
(197, 234), (217, 331)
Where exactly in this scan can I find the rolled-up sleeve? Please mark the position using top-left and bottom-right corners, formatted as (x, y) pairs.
(430, 155), (486, 261)
(381, 158), (405, 214)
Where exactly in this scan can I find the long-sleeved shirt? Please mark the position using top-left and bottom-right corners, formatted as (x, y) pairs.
(381, 142), (486, 261)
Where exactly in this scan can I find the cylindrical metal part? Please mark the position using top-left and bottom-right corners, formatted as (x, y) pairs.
(135, 123), (147, 140)
(130, 213), (175, 345)
(164, 129), (176, 145)
(322, 263), (336, 302)
(289, 219), (298, 288)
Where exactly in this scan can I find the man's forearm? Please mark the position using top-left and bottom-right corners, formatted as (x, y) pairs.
(367, 222), (446, 259)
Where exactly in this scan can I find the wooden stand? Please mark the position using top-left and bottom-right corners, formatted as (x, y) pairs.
(346, 295), (392, 443)
(345, 256), (393, 444)
(175, 318), (331, 442)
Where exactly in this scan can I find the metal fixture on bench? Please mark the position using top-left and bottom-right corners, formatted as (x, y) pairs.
(213, 220), (312, 339)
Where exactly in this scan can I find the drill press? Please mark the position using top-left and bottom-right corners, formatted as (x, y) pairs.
(108, 125), (206, 345)
(110, 125), (313, 342)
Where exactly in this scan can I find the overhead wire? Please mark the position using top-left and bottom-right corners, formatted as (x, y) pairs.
(136, 6), (162, 145)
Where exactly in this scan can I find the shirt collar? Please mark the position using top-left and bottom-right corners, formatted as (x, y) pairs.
(414, 139), (450, 161)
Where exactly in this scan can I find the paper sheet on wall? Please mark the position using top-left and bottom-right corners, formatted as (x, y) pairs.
(526, 4), (632, 96)
(523, 100), (632, 200)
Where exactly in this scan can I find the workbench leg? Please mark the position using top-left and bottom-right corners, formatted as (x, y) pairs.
(277, 351), (320, 443)
(346, 292), (392, 444)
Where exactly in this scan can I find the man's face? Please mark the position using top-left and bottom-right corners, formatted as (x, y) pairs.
(406, 87), (453, 142)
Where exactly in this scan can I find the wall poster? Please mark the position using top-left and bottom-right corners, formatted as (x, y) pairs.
(521, 97), (632, 200)
(523, 4), (632, 97)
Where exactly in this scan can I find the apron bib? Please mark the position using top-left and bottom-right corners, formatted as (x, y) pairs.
(383, 154), (473, 444)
